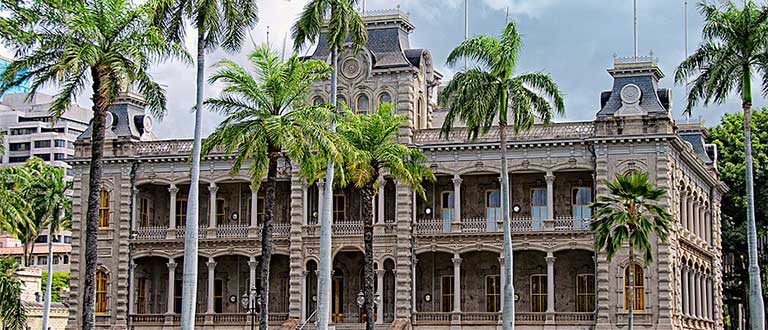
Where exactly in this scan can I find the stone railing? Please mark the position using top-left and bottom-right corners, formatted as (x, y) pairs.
(461, 312), (500, 324)
(303, 224), (319, 236)
(414, 217), (592, 235)
(554, 216), (591, 231)
(553, 312), (595, 324)
(213, 313), (248, 324)
(272, 223), (291, 238)
(134, 140), (230, 156)
(333, 220), (363, 236)
(129, 314), (165, 324)
(175, 225), (208, 240)
(413, 312), (452, 324)
(514, 312), (547, 324)
(133, 225), (167, 240)
(414, 219), (446, 234)
(131, 313), (288, 325)
(383, 220), (397, 235)
(414, 122), (594, 145)
(216, 223), (250, 238)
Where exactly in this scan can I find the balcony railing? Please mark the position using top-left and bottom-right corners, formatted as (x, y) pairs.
(175, 225), (208, 240)
(412, 312), (594, 325)
(414, 122), (594, 145)
(217, 224), (249, 238)
(462, 312), (500, 324)
(129, 314), (164, 324)
(332, 220), (363, 236)
(413, 312), (452, 324)
(133, 225), (167, 240)
(414, 216), (591, 235)
(130, 312), (288, 325)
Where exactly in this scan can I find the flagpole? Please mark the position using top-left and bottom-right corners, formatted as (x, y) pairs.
(633, 0), (638, 60)
(464, 0), (468, 71)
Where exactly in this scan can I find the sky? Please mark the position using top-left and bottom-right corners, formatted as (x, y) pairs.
(1, 0), (760, 139)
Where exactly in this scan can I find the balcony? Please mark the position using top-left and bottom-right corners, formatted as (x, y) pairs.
(129, 312), (288, 326)
(412, 312), (594, 326)
(414, 216), (591, 235)
(131, 223), (292, 241)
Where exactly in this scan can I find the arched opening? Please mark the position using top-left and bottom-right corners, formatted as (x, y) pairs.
(356, 94), (370, 115)
(377, 92), (391, 109)
(624, 263), (645, 312)
(332, 250), (365, 323)
(313, 95), (325, 105)
(306, 260), (318, 320)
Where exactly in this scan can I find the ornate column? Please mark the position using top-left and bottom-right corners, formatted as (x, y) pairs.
(545, 252), (556, 316)
(301, 271), (308, 322)
(168, 184), (178, 229)
(208, 183), (218, 228)
(377, 176), (385, 224)
(545, 172), (555, 223)
(688, 270), (695, 318)
(452, 254), (462, 313)
(682, 267), (689, 316)
(686, 195), (694, 234)
(131, 188), (139, 231)
(705, 211), (711, 244)
(693, 200), (700, 238)
(376, 268), (385, 324)
(706, 276), (712, 320)
(317, 179), (325, 224)
(695, 271), (702, 318)
(129, 261), (136, 316)
(248, 256), (257, 291)
(207, 258), (217, 314)
(452, 175), (463, 227)
(166, 259), (177, 314)
(251, 186), (258, 227)
(412, 257), (418, 313)
(302, 179), (309, 225)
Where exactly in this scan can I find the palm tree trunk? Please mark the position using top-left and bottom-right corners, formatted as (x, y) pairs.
(316, 45), (338, 330)
(42, 221), (56, 330)
(82, 66), (108, 330)
(258, 150), (279, 330)
(628, 242), (634, 330)
(361, 183), (376, 330)
(180, 29), (206, 330)
(499, 93), (514, 330)
(742, 99), (765, 330)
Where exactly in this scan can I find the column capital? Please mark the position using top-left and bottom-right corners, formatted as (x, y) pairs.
(545, 173), (556, 183)
(208, 184), (219, 193)
(168, 186), (179, 195)
(376, 269), (386, 277)
(167, 261), (178, 270)
(301, 177), (308, 189)
(451, 175), (463, 186)
(498, 256), (504, 264)
(545, 256), (556, 265)
(248, 261), (258, 269)
(317, 178), (325, 189)
(207, 261), (217, 270)
(451, 257), (462, 266)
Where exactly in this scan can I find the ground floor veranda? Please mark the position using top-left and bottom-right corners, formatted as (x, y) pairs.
(126, 248), (599, 329)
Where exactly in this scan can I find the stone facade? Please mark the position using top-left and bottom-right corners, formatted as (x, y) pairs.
(64, 10), (724, 330)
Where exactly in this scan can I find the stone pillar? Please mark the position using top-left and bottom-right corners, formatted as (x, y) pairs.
(376, 268), (385, 324)
(682, 267), (689, 316)
(706, 276), (712, 320)
(686, 195), (694, 234)
(131, 188), (139, 231)
(251, 186), (258, 227)
(499, 257), (505, 313)
(129, 261), (136, 316)
(695, 271), (702, 318)
(545, 253), (555, 315)
(248, 256), (257, 291)
(452, 175), (462, 226)
(168, 185), (178, 229)
(301, 271), (308, 321)
(302, 179), (309, 225)
(693, 200), (700, 238)
(207, 258), (217, 314)
(545, 173), (555, 222)
(705, 211), (711, 244)
(452, 254), (462, 313)
(688, 270), (695, 318)
(166, 259), (177, 314)
(208, 183), (218, 228)
(317, 179), (325, 224)
(412, 258), (418, 313)
(377, 176), (385, 224)
(698, 207), (705, 240)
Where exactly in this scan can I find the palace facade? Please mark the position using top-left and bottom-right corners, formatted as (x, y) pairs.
(65, 9), (725, 330)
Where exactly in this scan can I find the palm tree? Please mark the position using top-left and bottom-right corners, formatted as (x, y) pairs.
(32, 165), (72, 330)
(292, 2), (367, 328)
(0, 165), (32, 263)
(201, 46), (339, 330)
(675, 2), (768, 327)
(439, 20), (564, 329)
(336, 103), (434, 330)
(590, 172), (672, 330)
(6, 158), (49, 268)
(150, 1), (258, 326)
(0, 1), (188, 328)
(0, 256), (25, 330)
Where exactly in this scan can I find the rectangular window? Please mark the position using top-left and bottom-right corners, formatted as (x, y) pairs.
(441, 275), (454, 312)
(576, 274), (595, 312)
(96, 272), (108, 314)
(63, 236), (72, 244)
(176, 199), (188, 226)
(34, 140), (51, 148)
(139, 197), (150, 227)
(441, 191), (454, 232)
(35, 235), (48, 243)
(572, 187), (591, 229)
(485, 275), (501, 312)
(10, 127), (37, 135)
(53, 256), (60, 265)
(34, 153), (51, 161)
(216, 199), (225, 224)
(214, 279), (224, 313)
(624, 264), (645, 311)
(486, 190), (501, 232)
(53, 153), (66, 160)
(99, 190), (110, 228)
(38, 256), (47, 265)
(531, 188), (547, 230)
(8, 156), (29, 163)
(530, 274), (547, 312)
(63, 255), (69, 264)
(137, 278), (147, 314)
(333, 194), (345, 223)
(54, 139), (66, 148)
(9, 142), (30, 151)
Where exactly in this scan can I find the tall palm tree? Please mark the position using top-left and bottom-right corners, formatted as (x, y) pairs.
(675, 2), (768, 327)
(0, 1), (189, 328)
(6, 158), (49, 268)
(201, 46), (339, 330)
(0, 164), (33, 265)
(0, 256), (25, 330)
(150, 1), (258, 327)
(32, 165), (72, 330)
(336, 103), (434, 330)
(590, 172), (672, 330)
(292, 2), (367, 328)
(439, 20), (564, 329)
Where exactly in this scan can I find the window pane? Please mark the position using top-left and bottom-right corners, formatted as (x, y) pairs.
(356, 94), (370, 115)
(378, 92), (391, 107)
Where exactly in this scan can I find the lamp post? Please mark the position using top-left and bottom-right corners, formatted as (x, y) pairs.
(356, 291), (381, 322)
(241, 287), (258, 330)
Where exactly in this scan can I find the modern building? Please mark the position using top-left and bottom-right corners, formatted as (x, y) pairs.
(0, 54), (30, 97)
(0, 92), (91, 174)
(0, 230), (73, 273)
(64, 9), (724, 330)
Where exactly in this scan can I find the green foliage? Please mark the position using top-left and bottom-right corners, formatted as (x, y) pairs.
(590, 172), (673, 264)
(0, 257), (25, 329)
(439, 20), (564, 138)
(292, 0), (367, 53)
(41, 272), (70, 303)
(707, 108), (768, 299)
(201, 46), (340, 186)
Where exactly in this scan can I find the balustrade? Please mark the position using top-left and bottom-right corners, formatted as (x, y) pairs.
(413, 312), (452, 324)
(129, 314), (164, 324)
(133, 225), (167, 240)
(130, 312), (288, 325)
(332, 219), (363, 236)
(414, 217), (591, 235)
(216, 223), (250, 238)
(461, 312), (500, 323)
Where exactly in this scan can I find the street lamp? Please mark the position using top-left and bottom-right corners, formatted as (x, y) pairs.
(356, 291), (382, 321)
(241, 287), (258, 330)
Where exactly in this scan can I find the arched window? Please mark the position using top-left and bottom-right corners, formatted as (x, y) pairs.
(624, 263), (645, 311)
(96, 270), (108, 314)
(99, 189), (110, 228)
(337, 95), (347, 111)
(378, 92), (392, 108)
(312, 96), (325, 105)
(356, 94), (370, 115)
